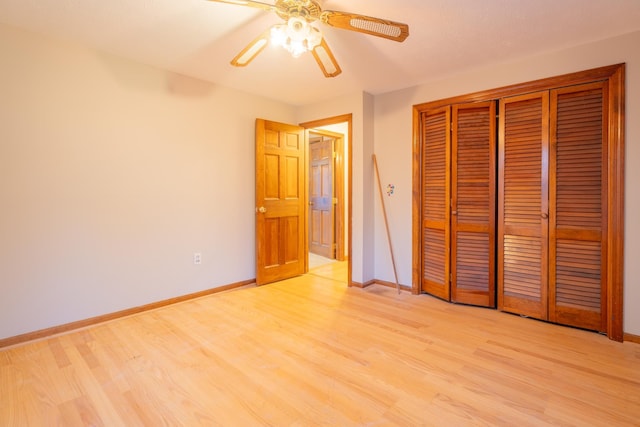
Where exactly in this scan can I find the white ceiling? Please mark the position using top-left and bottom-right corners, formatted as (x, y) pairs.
(1, 0), (640, 105)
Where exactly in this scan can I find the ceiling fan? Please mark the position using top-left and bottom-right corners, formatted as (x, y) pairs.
(208, 0), (410, 78)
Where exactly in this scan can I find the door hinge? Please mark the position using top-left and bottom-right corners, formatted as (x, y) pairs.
(333, 198), (338, 205)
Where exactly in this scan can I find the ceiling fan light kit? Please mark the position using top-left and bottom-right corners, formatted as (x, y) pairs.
(209, 0), (409, 77)
(270, 17), (322, 58)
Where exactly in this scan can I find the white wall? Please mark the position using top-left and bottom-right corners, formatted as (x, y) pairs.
(373, 30), (640, 335)
(0, 24), (296, 340)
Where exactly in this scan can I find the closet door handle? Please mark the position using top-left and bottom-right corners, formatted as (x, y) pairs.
(452, 210), (458, 215)
(541, 212), (549, 219)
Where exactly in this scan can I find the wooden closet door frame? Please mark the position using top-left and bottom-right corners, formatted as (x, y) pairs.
(412, 63), (625, 341)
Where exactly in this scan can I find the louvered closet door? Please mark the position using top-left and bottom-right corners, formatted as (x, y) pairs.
(549, 82), (607, 331)
(421, 107), (451, 300)
(451, 102), (496, 307)
(498, 92), (550, 319)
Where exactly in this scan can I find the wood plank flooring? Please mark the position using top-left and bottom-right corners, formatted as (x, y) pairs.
(1, 263), (639, 426)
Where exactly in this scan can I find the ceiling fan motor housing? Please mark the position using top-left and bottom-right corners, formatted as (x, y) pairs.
(275, 0), (322, 22)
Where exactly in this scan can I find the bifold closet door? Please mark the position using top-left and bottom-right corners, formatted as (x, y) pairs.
(498, 92), (550, 319)
(451, 102), (496, 307)
(415, 64), (623, 339)
(421, 106), (451, 300)
(549, 82), (607, 332)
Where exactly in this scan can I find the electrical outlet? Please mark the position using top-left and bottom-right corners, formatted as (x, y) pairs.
(193, 253), (202, 265)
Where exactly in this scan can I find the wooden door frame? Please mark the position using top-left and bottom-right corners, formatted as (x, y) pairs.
(300, 114), (352, 285)
(412, 64), (625, 341)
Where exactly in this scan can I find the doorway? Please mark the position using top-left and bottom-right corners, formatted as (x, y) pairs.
(301, 115), (351, 283)
(308, 129), (343, 260)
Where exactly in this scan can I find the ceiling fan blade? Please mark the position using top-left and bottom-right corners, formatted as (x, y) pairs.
(311, 38), (341, 78)
(207, 0), (275, 11)
(230, 29), (271, 67)
(320, 11), (409, 42)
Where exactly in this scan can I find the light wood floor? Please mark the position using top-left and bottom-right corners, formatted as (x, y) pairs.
(1, 263), (639, 426)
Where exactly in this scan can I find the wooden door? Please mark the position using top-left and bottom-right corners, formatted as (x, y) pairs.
(498, 92), (550, 319)
(451, 102), (496, 307)
(414, 64), (624, 340)
(309, 134), (335, 259)
(421, 107), (451, 300)
(255, 119), (306, 285)
(549, 82), (608, 332)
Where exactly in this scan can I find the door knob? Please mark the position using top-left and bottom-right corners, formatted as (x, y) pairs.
(257, 206), (267, 213)
(541, 212), (549, 219)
